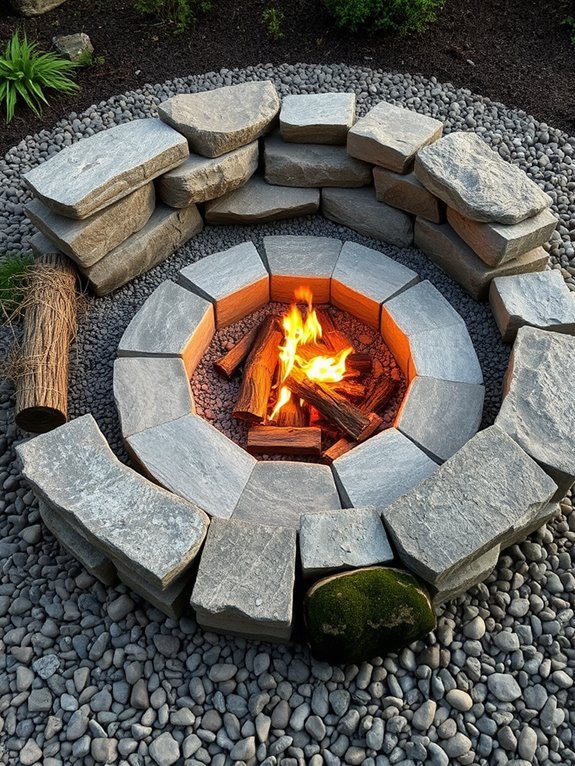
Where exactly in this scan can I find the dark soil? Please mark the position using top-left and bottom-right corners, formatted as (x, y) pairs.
(1, 0), (575, 158)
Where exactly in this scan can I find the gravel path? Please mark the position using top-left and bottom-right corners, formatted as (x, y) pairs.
(0, 64), (574, 766)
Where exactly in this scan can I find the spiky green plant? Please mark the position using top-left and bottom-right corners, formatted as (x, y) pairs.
(0, 31), (79, 123)
(0, 253), (34, 317)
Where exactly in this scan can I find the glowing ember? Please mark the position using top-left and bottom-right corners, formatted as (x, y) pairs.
(269, 287), (353, 421)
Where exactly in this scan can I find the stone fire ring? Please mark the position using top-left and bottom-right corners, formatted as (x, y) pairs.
(115, 235), (485, 529)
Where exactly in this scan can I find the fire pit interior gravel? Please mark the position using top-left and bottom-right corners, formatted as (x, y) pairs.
(11, 73), (575, 663)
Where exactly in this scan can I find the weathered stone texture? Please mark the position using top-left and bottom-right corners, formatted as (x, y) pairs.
(23, 119), (189, 219)
(489, 270), (575, 342)
(373, 167), (444, 223)
(83, 203), (203, 296)
(322, 187), (414, 247)
(158, 81), (280, 157)
(332, 428), (438, 511)
(496, 327), (575, 494)
(447, 206), (557, 266)
(432, 545), (500, 606)
(205, 176), (319, 224)
(178, 241), (269, 328)
(25, 183), (155, 268)
(232, 462), (341, 529)
(113, 357), (195, 439)
(191, 518), (297, 641)
(126, 414), (256, 520)
(348, 102), (443, 173)
(415, 132), (552, 224)
(157, 141), (259, 207)
(407, 324), (483, 384)
(414, 218), (548, 300)
(299, 508), (394, 578)
(262, 234), (342, 303)
(395, 377), (484, 462)
(279, 93), (356, 144)
(264, 136), (371, 188)
(17, 414), (209, 589)
(11, 0), (67, 15)
(52, 32), (93, 62)
(382, 425), (557, 586)
(331, 241), (419, 328)
(118, 279), (215, 375)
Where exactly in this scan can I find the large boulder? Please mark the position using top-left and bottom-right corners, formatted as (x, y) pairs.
(158, 81), (280, 158)
(415, 132), (551, 224)
(304, 566), (436, 664)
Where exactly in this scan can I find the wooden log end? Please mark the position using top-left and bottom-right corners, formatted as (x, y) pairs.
(15, 406), (67, 434)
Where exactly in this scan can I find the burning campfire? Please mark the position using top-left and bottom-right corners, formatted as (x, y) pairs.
(213, 289), (400, 461)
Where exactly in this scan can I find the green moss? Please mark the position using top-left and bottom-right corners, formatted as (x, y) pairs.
(304, 566), (436, 664)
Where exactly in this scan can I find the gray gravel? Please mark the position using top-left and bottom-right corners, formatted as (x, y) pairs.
(1, 63), (574, 766)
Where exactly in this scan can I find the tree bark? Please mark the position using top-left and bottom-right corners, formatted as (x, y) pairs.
(232, 316), (282, 422)
(247, 426), (322, 456)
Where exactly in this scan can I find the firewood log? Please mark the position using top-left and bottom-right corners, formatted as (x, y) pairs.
(213, 322), (262, 379)
(247, 426), (322, 456)
(233, 317), (282, 422)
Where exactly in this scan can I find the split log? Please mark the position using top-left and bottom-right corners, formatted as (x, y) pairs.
(213, 322), (262, 379)
(15, 254), (78, 433)
(346, 353), (373, 376)
(276, 396), (308, 428)
(233, 317), (282, 422)
(247, 426), (322, 456)
(315, 309), (355, 353)
(285, 366), (372, 440)
(330, 379), (366, 400)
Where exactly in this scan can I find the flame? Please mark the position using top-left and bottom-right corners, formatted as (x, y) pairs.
(270, 287), (353, 419)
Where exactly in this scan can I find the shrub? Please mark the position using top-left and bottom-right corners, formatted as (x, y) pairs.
(0, 32), (78, 123)
(563, 16), (575, 46)
(262, 5), (285, 40)
(0, 253), (34, 317)
(134, 0), (212, 33)
(322, 0), (444, 35)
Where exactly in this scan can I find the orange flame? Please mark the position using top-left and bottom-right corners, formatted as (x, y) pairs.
(270, 287), (353, 420)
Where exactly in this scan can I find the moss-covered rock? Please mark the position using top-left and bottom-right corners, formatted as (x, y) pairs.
(304, 566), (436, 664)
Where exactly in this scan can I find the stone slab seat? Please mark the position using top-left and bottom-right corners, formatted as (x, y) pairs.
(16, 414), (210, 590)
(382, 425), (557, 588)
(22, 118), (189, 220)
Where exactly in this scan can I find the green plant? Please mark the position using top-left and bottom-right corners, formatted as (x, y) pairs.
(76, 51), (106, 68)
(322, 0), (444, 35)
(0, 32), (78, 123)
(0, 253), (34, 317)
(134, 0), (212, 33)
(262, 5), (285, 39)
(563, 16), (575, 46)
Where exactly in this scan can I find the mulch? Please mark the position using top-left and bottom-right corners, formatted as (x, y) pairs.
(1, 0), (575, 158)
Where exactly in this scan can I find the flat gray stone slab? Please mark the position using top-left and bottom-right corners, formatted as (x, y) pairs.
(489, 270), (575, 342)
(447, 206), (557, 267)
(232, 461), (341, 529)
(414, 218), (549, 301)
(25, 183), (156, 268)
(432, 545), (500, 606)
(347, 102), (443, 173)
(126, 414), (256, 520)
(415, 132), (552, 224)
(157, 141), (259, 207)
(279, 93), (356, 144)
(382, 425), (557, 587)
(205, 176), (319, 224)
(30, 231), (62, 258)
(496, 326), (575, 494)
(113, 356), (195, 439)
(39, 501), (116, 585)
(331, 241), (419, 328)
(83, 203), (203, 297)
(299, 507), (394, 578)
(191, 518), (297, 642)
(396, 377), (484, 462)
(262, 234), (343, 303)
(332, 427), (438, 511)
(380, 279), (467, 373)
(23, 119), (189, 219)
(158, 81), (280, 158)
(117, 564), (191, 619)
(118, 279), (215, 375)
(264, 135), (372, 188)
(408, 324), (483, 384)
(374, 167), (444, 223)
(322, 187), (414, 248)
(178, 241), (269, 328)
(16, 414), (209, 589)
